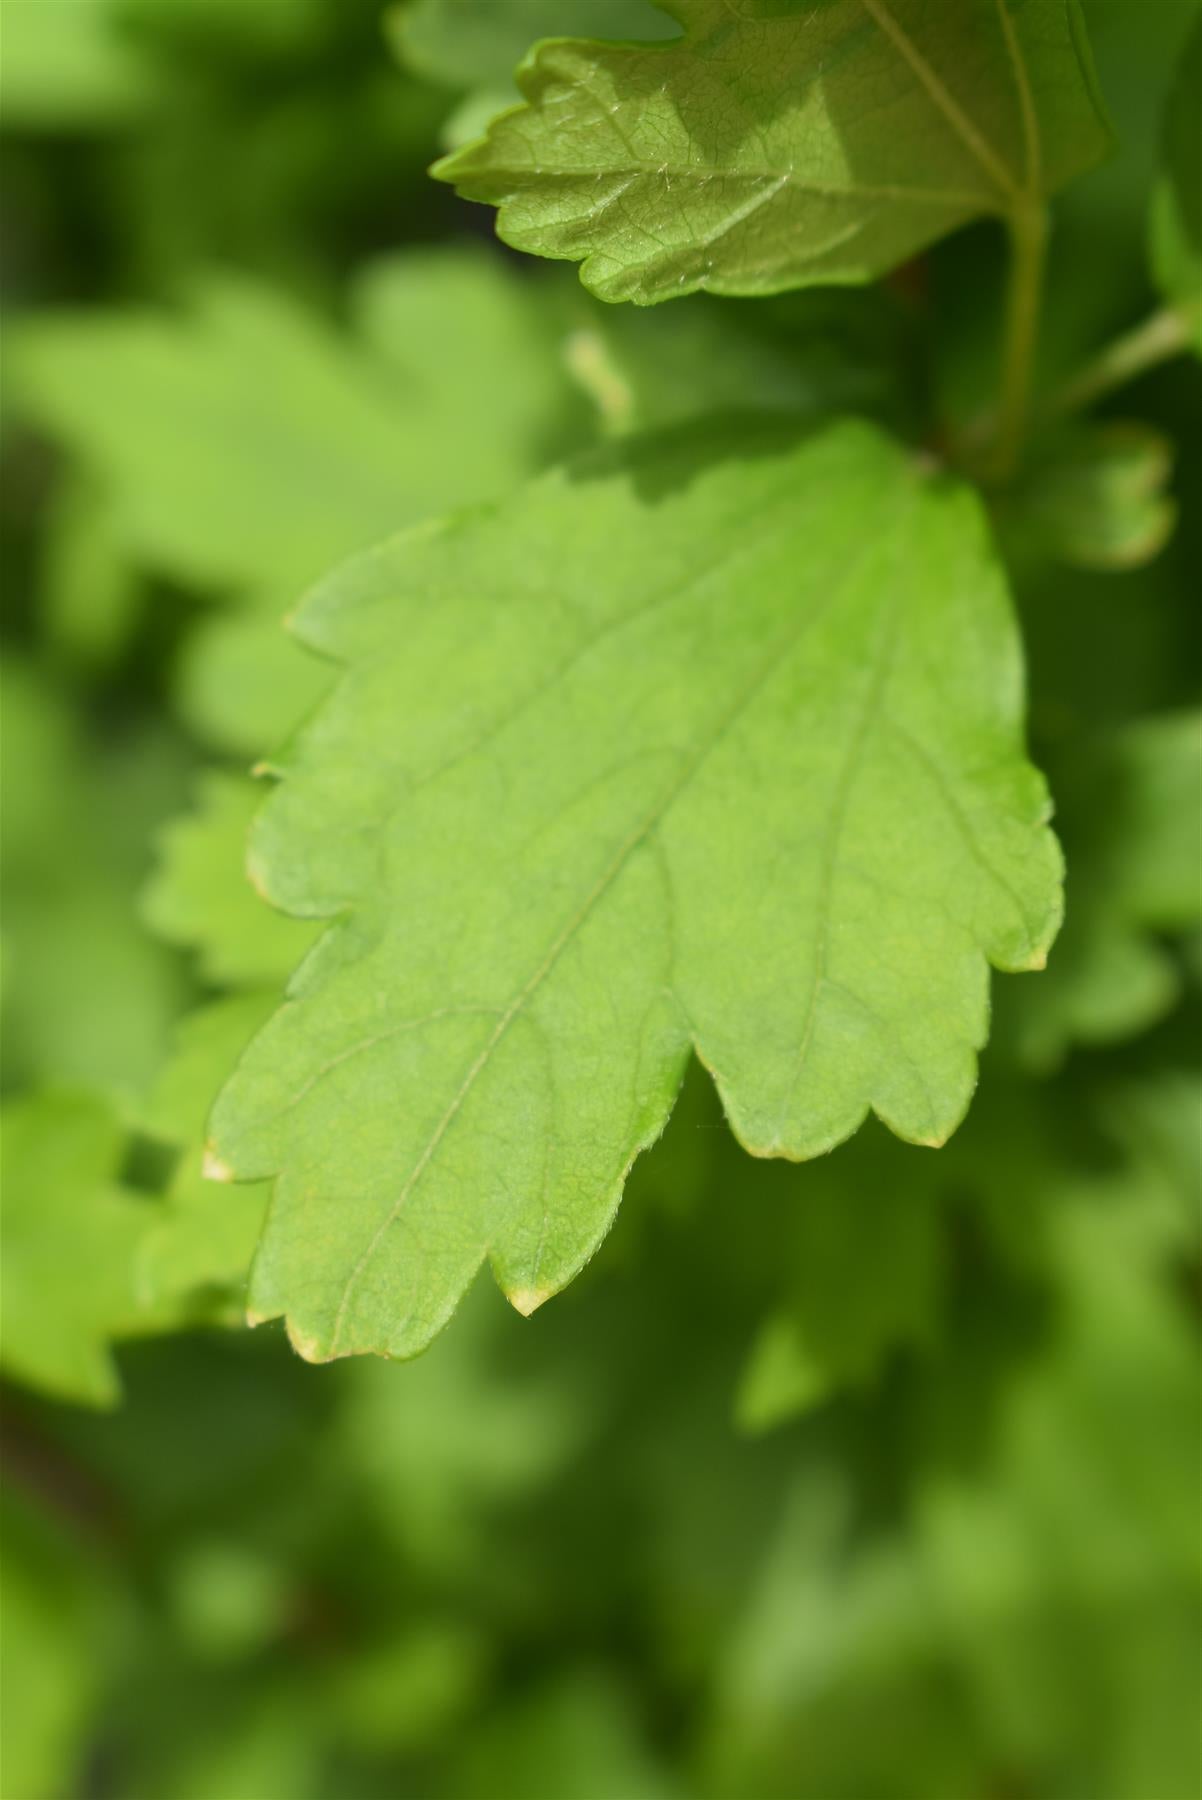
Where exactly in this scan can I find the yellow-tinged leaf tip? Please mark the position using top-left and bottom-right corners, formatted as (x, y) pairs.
(202, 1145), (234, 1183)
(285, 1316), (333, 1363)
(506, 1283), (554, 1318)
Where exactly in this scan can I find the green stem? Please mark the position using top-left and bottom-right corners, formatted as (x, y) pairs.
(1044, 305), (1195, 421)
(990, 201), (1048, 482)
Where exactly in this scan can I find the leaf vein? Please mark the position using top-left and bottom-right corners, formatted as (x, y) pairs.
(859, 0), (1019, 199)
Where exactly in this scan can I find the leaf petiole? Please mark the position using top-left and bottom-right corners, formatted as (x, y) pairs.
(990, 200), (1049, 483)
(1044, 304), (1198, 421)
(959, 300), (1197, 477)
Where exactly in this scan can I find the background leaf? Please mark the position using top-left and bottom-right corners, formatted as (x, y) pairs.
(392, 0), (672, 95)
(137, 994), (279, 1316)
(1002, 423), (1177, 571)
(1150, 11), (1202, 350)
(998, 709), (1202, 1069)
(143, 773), (318, 989)
(0, 657), (191, 1105)
(0, 1090), (157, 1406)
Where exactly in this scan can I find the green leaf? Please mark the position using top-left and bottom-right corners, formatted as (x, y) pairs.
(328, 1618), (490, 1757)
(142, 992), (277, 1148)
(392, 0), (672, 94)
(165, 1539), (294, 1662)
(337, 1280), (591, 1575)
(435, 0), (1109, 304)
(1151, 12), (1202, 351)
(143, 773), (319, 988)
(173, 607), (330, 761)
(734, 1071), (1071, 1436)
(40, 475), (144, 673)
(119, 0), (322, 55)
(211, 418), (1060, 1363)
(0, 1496), (104, 1800)
(449, 1672), (680, 1800)
(13, 248), (593, 764)
(168, 277), (900, 757)
(1002, 423), (1177, 572)
(12, 247), (587, 602)
(139, 994), (278, 1314)
(1001, 709), (1202, 1069)
(736, 1314), (836, 1432)
(0, 1090), (151, 1406)
(1106, 710), (1202, 928)
(712, 1096), (1202, 1800)
(148, 1690), (324, 1800)
(0, 658), (190, 1106)
(0, 0), (159, 130)
(735, 1122), (943, 1432)
(1110, 1068), (1202, 1220)
(0, 0), (322, 131)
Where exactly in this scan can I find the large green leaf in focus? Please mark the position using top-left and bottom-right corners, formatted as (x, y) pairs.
(436, 0), (1109, 304)
(210, 419), (1060, 1363)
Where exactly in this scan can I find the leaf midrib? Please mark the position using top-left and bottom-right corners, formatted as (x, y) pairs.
(479, 161), (991, 213)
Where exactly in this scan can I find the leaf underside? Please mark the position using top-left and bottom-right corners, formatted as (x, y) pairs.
(436, 0), (1109, 303)
(211, 418), (1060, 1364)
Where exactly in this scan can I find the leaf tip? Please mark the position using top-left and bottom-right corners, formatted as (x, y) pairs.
(505, 1283), (555, 1319)
(202, 1144), (234, 1183)
(285, 1315), (335, 1364)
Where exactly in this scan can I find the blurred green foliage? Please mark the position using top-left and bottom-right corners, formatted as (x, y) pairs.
(1, 2), (1200, 1797)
